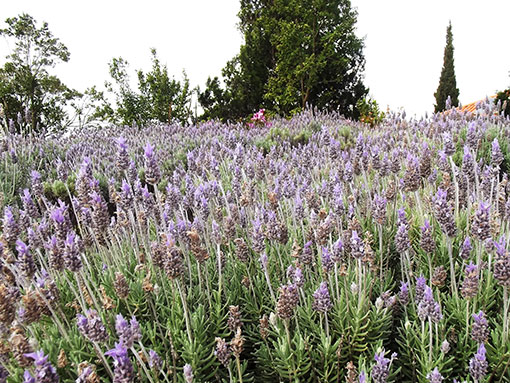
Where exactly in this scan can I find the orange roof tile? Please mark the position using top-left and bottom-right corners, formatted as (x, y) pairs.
(459, 95), (496, 113)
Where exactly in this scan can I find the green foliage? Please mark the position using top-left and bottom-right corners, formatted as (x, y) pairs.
(452, 125), (510, 173)
(434, 22), (460, 113)
(357, 97), (385, 127)
(103, 49), (194, 127)
(199, 0), (367, 121)
(495, 87), (510, 117)
(68, 86), (113, 129)
(0, 13), (78, 133)
(254, 121), (321, 154)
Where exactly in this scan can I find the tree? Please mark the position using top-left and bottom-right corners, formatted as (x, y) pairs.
(103, 49), (194, 127)
(0, 13), (78, 133)
(434, 21), (459, 113)
(199, 0), (367, 120)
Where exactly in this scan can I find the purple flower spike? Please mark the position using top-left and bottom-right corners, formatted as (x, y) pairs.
(371, 350), (396, 383)
(64, 231), (82, 272)
(432, 188), (456, 237)
(31, 170), (41, 183)
(460, 237), (473, 260)
(293, 267), (304, 288)
(77, 310), (109, 343)
(469, 343), (488, 382)
(399, 281), (409, 305)
(144, 143), (161, 185)
(492, 137), (504, 166)
(471, 202), (491, 242)
(321, 247), (332, 273)
(350, 230), (364, 259)
(461, 262), (479, 299)
(144, 142), (155, 158)
(17, 239), (35, 279)
(105, 342), (134, 383)
(494, 236), (510, 286)
(418, 286), (442, 323)
(115, 314), (141, 348)
(472, 311), (489, 344)
(415, 275), (427, 302)
(426, 367), (443, 383)
(50, 206), (66, 225)
(2, 206), (19, 244)
(397, 207), (408, 227)
(23, 370), (35, 383)
(183, 363), (193, 383)
(24, 349), (59, 383)
(148, 349), (162, 369)
(420, 219), (436, 254)
(313, 282), (332, 313)
(395, 223), (410, 254)
(117, 137), (128, 150)
(372, 194), (387, 225)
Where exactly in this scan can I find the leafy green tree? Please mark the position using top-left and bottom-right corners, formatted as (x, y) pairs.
(495, 73), (510, 117)
(104, 49), (193, 126)
(104, 56), (150, 127)
(434, 21), (459, 112)
(495, 88), (510, 117)
(199, 0), (367, 120)
(197, 77), (231, 121)
(68, 86), (113, 129)
(0, 14), (78, 133)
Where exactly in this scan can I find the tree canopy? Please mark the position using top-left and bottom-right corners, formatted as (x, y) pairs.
(0, 13), (78, 133)
(199, 0), (367, 121)
(103, 49), (194, 127)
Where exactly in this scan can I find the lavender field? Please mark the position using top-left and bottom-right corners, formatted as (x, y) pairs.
(1, 102), (510, 382)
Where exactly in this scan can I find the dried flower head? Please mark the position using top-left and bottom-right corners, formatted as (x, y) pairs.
(227, 305), (242, 332)
(276, 283), (299, 320)
(230, 327), (244, 358)
(114, 272), (130, 300)
(215, 337), (232, 367)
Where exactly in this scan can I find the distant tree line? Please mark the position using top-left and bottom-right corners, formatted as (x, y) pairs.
(0, 2), (368, 133)
(1, 10), (506, 133)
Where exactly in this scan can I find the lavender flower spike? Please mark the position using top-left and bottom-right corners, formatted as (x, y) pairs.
(105, 342), (134, 383)
(460, 237), (473, 260)
(371, 349), (396, 383)
(494, 236), (510, 286)
(24, 349), (59, 383)
(183, 363), (193, 383)
(144, 142), (161, 185)
(426, 367), (443, 383)
(471, 202), (491, 242)
(399, 281), (409, 306)
(492, 137), (504, 166)
(469, 343), (488, 382)
(312, 282), (332, 313)
(350, 230), (364, 259)
(472, 311), (489, 344)
(77, 310), (109, 343)
(417, 286), (442, 323)
(115, 314), (142, 348)
(148, 349), (162, 369)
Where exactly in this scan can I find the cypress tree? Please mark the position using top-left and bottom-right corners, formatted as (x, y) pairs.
(434, 21), (460, 112)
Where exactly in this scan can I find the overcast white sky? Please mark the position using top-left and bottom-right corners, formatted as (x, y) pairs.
(1, 0), (509, 118)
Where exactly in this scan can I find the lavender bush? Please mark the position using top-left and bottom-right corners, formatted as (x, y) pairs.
(1, 101), (510, 381)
